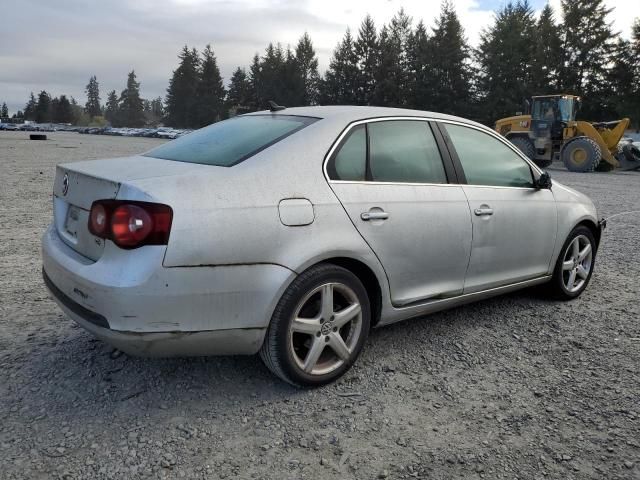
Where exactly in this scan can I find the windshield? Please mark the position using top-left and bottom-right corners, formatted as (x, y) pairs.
(144, 115), (319, 166)
(532, 98), (573, 122)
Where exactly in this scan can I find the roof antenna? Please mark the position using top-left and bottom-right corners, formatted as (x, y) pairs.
(268, 100), (286, 112)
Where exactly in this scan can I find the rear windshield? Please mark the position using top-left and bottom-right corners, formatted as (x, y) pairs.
(144, 115), (319, 166)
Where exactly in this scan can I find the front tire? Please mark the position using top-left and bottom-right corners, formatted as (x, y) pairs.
(260, 264), (371, 387)
(562, 137), (601, 172)
(547, 226), (596, 300)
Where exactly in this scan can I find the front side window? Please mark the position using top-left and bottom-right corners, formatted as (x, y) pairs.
(144, 115), (318, 167)
(368, 120), (447, 184)
(444, 124), (533, 188)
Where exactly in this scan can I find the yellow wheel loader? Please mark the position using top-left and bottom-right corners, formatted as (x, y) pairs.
(495, 94), (640, 172)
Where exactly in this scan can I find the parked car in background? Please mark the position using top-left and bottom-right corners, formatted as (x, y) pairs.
(42, 106), (604, 386)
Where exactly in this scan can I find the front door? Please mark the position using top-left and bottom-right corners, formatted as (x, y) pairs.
(326, 119), (472, 306)
(441, 122), (558, 293)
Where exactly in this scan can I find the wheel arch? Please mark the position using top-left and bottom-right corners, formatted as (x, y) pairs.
(311, 256), (384, 327)
(575, 218), (602, 251)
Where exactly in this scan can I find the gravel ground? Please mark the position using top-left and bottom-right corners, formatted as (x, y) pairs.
(1, 131), (639, 480)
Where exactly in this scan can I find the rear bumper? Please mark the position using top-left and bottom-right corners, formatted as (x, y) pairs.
(42, 224), (295, 356)
(46, 279), (265, 357)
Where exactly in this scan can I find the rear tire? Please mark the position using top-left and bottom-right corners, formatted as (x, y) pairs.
(509, 136), (536, 160)
(534, 159), (553, 168)
(546, 225), (596, 300)
(561, 137), (601, 172)
(260, 264), (370, 387)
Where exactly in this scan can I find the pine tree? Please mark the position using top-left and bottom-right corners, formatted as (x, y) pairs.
(257, 43), (288, 106)
(1, 102), (8, 118)
(354, 15), (379, 105)
(560, 0), (617, 119)
(84, 75), (101, 118)
(196, 44), (226, 126)
(52, 95), (74, 123)
(150, 97), (164, 118)
(248, 54), (262, 110)
(35, 90), (52, 123)
(423, 1), (473, 115)
(407, 21), (430, 109)
(321, 30), (359, 104)
(105, 90), (120, 125)
(226, 67), (252, 114)
(24, 92), (37, 121)
(530, 4), (562, 94)
(374, 10), (412, 107)
(165, 46), (200, 127)
(295, 32), (320, 105)
(283, 47), (304, 106)
(119, 70), (145, 127)
(477, 0), (537, 123)
(608, 37), (638, 124)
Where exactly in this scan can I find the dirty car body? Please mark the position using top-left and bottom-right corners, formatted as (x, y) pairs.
(42, 106), (603, 384)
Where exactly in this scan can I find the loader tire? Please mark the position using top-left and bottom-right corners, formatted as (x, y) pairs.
(509, 136), (536, 160)
(534, 159), (553, 168)
(622, 143), (640, 163)
(561, 137), (601, 172)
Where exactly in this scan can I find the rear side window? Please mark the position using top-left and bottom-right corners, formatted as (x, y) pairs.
(328, 125), (366, 181)
(369, 120), (447, 183)
(444, 124), (534, 188)
(144, 115), (318, 167)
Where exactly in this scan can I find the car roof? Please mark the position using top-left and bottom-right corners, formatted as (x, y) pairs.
(245, 105), (486, 130)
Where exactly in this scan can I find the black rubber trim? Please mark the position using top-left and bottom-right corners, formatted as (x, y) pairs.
(434, 122), (467, 184)
(429, 121), (458, 184)
(42, 268), (110, 329)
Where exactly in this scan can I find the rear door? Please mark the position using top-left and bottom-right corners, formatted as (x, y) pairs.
(439, 122), (557, 293)
(327, 119), (472, 307)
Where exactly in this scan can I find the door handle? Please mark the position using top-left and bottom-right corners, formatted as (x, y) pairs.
(361, 211), (389, 221)
(474, 206), (494, 216)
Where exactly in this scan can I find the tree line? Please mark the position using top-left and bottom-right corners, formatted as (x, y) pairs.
(6, 0), (640, 128)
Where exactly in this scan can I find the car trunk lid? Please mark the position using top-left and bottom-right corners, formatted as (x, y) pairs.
(52, 155), (208, 261)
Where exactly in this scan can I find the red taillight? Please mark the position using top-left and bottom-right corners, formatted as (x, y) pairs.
(88, 200), (173, 249)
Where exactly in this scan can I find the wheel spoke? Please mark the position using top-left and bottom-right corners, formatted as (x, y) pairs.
(303, 337), (325, 373)
(320, 284), (334, 320)
(576, 265), (588, 279)
(567, 269), (577, 289)
(578, 243), (592, 262)
(328, 333), (351, 361)
(562, 260), (574, 271)
(291, 317), (320, 335)
(333, 303), (361, 328)
(571, 238), (580, 259)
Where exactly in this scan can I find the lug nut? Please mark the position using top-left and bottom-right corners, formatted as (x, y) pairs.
(325, 336), (330, 342)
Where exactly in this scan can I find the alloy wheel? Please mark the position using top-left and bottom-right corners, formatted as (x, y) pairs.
(288, 282), (363, 376)
(561, 234), (593, 293)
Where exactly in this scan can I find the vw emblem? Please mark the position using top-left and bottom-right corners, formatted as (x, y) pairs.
(62, 173), (69, 196)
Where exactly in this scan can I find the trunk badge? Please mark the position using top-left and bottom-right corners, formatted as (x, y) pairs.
(62, 173), (69, 196)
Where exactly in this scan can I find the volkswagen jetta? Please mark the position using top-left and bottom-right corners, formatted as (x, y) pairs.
(42, 106), (604, 386)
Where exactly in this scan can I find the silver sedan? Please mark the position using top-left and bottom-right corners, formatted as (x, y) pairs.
(42, 106), (604, 386)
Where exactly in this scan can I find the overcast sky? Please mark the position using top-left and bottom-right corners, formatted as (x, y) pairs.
(1, 0), (636, 114)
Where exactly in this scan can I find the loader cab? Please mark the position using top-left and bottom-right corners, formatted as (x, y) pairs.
(531, 95), (579, 141)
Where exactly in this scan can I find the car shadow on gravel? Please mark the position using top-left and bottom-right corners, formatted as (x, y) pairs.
(17, 286), (560, 424)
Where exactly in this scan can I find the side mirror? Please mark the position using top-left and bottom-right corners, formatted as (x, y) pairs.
(535, 171), (552, 190)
